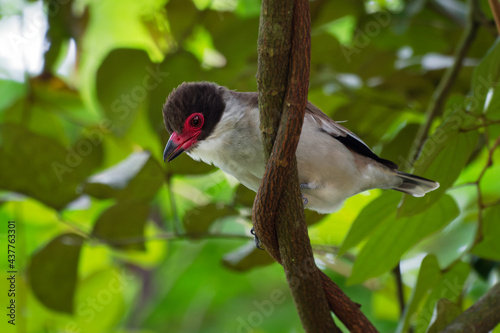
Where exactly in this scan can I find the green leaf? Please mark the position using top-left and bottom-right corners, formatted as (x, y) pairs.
(426, 299), (462, 333)
(71, 268), (127, 332)
(234, 184), (255, 207)
(92, 203), (150, 251)
(398, 116), (478, 217)
(165, 0), (199, 42)
(118, 155), (163, 203)
(380, 123), (420, 166)
(472, 205), (500, 260)
(183, 203), (232, 236)
(165, 151), (216, 176)
(471, 39), (500, 115)
(84, 152), (163, 203)
(0, 79), (25, 112)
(31, 77), (100, 127)
(414, 261), (469, 333)
(28, 233), (85, 314)
(338, 191), (400, 255)
(322, 15), (356, 46)
(0, 124), (103, 210)
(222, 243), (274, 271)
(397, 255), (441, 333)
(349, 195), (459, 284)
(304, 210), (327, 227)
(96, 48), (153, 136)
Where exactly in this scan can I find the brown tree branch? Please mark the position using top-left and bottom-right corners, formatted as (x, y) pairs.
(254, 0), (337, 331)
(253, 0), (378, 331)
(441, 281), (500, 333)
(488, 0), (500, 33)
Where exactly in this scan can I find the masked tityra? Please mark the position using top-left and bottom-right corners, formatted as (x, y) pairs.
(162, 82), (439, 214)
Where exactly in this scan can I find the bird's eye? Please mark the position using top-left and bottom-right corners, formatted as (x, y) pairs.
(190, 115), (201, 128)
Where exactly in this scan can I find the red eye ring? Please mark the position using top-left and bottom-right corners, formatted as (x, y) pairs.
(188, 113), (203, 129)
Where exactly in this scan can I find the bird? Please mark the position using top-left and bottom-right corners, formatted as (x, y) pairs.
(162, 82), (439, 214)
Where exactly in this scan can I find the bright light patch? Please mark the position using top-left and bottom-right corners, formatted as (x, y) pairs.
(484, 87), (494, 112)
(0, 1), (46, 81)
(323, 15), (356, 46)
(184, 25), (226, 69)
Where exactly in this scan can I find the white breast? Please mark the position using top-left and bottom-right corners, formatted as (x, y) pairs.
(187, 94), (266, 192)
(187, 96), (399, 214)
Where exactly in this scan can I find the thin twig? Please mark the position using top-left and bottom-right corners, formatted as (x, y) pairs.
(393, 263), (406, 318)
(460, 118), (500, 132)
(488, 0), (500, 34)
(473, 134), (500, 243)
(410, 0), (479, 164)
(98, 231), (251, 246)
(165, 175), (182, 234)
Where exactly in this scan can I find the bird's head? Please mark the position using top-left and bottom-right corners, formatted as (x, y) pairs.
(162, 82), (225, 162)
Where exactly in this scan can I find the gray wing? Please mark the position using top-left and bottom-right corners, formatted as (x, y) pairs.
(305, 102), (398, 170)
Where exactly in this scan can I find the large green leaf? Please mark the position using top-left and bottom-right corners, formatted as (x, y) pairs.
(380, 123), (420, 166)
(70, 268), (127, 332)
(0, 79), (25, 112)
(92, 203), (150, 250)
(234, 184), (256, 207)
(397, 257), (469, 333)
(96, 49), (154, 136)
(414, 261), (469, 333)
(183, 203), (233, 236)
(396, 255), (441, 333)
(165, 151), (216, 176)
(398, 114), (478, 217)
(472, 205), (500, 260)
(349, 195), (459, 284)
(222, 243), (274, 271)
(84, 151), (164, 203)
(28, 233), (85, 314)
(338, 191), (400, 255)
(426, 299), (462, 333)
(480, 39), (500, 123)
(0, 124), (103, 210)
(471, 39), (500, 115)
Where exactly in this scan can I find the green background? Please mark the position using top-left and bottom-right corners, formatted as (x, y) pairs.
(1, 0), (500, 332)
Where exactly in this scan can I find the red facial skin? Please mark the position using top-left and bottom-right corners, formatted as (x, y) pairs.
(163, 113), (204, 162)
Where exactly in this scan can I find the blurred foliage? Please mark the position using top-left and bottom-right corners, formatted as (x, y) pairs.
(0, 0), (500, 332)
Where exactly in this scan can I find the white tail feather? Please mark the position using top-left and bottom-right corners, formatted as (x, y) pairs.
(394, 172), (439, 197)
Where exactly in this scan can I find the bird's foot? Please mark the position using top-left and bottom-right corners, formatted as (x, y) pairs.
(250, 227), (264, 250)
(300, 183), (311, 206)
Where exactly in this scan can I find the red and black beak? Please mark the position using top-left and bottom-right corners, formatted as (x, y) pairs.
(163, 136), (183, 162)
(163, 132), (200, 162)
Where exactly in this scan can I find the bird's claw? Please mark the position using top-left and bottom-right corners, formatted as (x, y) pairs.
(300, 183), (310, 206)
(250, 227), (264, 250)
(302, 194), (308, 205)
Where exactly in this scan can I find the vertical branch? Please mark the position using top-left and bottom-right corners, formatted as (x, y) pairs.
(254, 0), (338, 331)
(254, 0), (378, 331)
